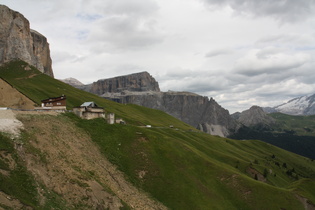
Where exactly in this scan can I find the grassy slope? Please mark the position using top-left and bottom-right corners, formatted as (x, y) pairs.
(66, 113), (315, 209)
(0, 133), (68, 209)
(0, 60), (193, 129)
(230, 112), (315, 159)
(0, 133), (38, 208)
(270, 112), (315, 136)
(1, 60), (315, 209)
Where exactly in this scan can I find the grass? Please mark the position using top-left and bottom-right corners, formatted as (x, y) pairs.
(0, 133), (39, 208)
(270, 112), (315, 136)
(66, 113), (315, 209)
(0, 60), (194, 130)
(1, 60), (315, 209)
(230, 116), (315, 160)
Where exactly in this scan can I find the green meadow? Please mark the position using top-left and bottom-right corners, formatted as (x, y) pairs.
(1, 60), (315, 209)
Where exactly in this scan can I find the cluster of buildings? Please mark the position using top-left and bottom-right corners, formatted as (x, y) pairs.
(37, 95), (125, 124)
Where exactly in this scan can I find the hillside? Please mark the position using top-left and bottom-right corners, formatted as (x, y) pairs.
(270, 112), (315, 137)
(0, 60), (193, 130)
(1, 60), (315, 209)
(230, 111), (315, 159)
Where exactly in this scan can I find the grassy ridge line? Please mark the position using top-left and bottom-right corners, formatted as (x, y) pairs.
(0, 60), (193, 129)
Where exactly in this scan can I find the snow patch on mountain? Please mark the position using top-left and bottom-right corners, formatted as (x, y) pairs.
(274, 94), (315, 115)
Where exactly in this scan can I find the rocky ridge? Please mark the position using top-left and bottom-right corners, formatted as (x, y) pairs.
(0, 5), (53, 77)
(233, 105), (275, 127)
(82, 71), (160, 95)
(69, 72), (239, 137)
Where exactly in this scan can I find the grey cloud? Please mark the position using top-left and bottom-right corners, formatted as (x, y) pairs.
(205, 48), (233, 58)
(89, 17), (163, 52)
(201, 0), (315, 22)
(85, 0), (164, 52)
(159, 72), (230, 94)
(100, 0), (159, 17)
(256, 34), (315, 49)
(157, 68), (196, 80)
(52, 51), (79, 63)
(234, 49), (310, 76)
(83, 0), (159, 17)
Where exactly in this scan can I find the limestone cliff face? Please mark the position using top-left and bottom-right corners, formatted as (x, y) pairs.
(76, 71), (239, 136)
(235, 106), (275, 127)
(79, 71), (238, 136)
(0, 5), (53, 77)
(84, 72), (160, 95)
(119, 91), (238, 136)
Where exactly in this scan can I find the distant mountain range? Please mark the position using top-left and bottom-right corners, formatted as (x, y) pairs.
(62, 73), (239, 137)
(264, 94), (315, 116)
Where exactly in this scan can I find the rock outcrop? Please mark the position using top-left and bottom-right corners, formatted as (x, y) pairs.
(235, 105), (275, 127)
(83, 72), (160, 95)
(78, 72), (238, 137)
(123, 92), (239, 136)
(0, 5), (53, 77)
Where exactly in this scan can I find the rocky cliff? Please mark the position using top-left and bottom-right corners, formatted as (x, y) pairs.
(83, 72), (160, 95)
(78, 72), (238, 137)
(0, 5), (53, 77)
(234, 105), (275, 127)
(125, 92), (239, 136)
(108, 91), (238, 136)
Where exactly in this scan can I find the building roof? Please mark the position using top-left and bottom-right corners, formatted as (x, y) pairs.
(80, 101), (99, 108)
(41, 95), (66, 103)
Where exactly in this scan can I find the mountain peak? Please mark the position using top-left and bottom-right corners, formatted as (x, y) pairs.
(237, 105), (275, 127)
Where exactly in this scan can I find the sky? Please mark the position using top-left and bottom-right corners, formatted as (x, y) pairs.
(2, 0), (315, 113)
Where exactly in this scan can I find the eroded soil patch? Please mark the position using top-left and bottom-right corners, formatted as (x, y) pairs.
(17, 114), (166, 209)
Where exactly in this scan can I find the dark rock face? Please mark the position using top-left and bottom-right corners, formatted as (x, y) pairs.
(76, 71), (239, 136)
(30, 30), (53, 77)
(237, 106), (275, 127)
(84, 72), (160, 95)
(122, 92), (239, 136)
(0, 5), (53, 77)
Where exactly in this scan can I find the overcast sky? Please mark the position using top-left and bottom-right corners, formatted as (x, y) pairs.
(2, 0), (315, 113)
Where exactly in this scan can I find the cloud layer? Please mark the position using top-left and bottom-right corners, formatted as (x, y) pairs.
(201, 0), (315, 23)
(2, 0), (315, 113)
